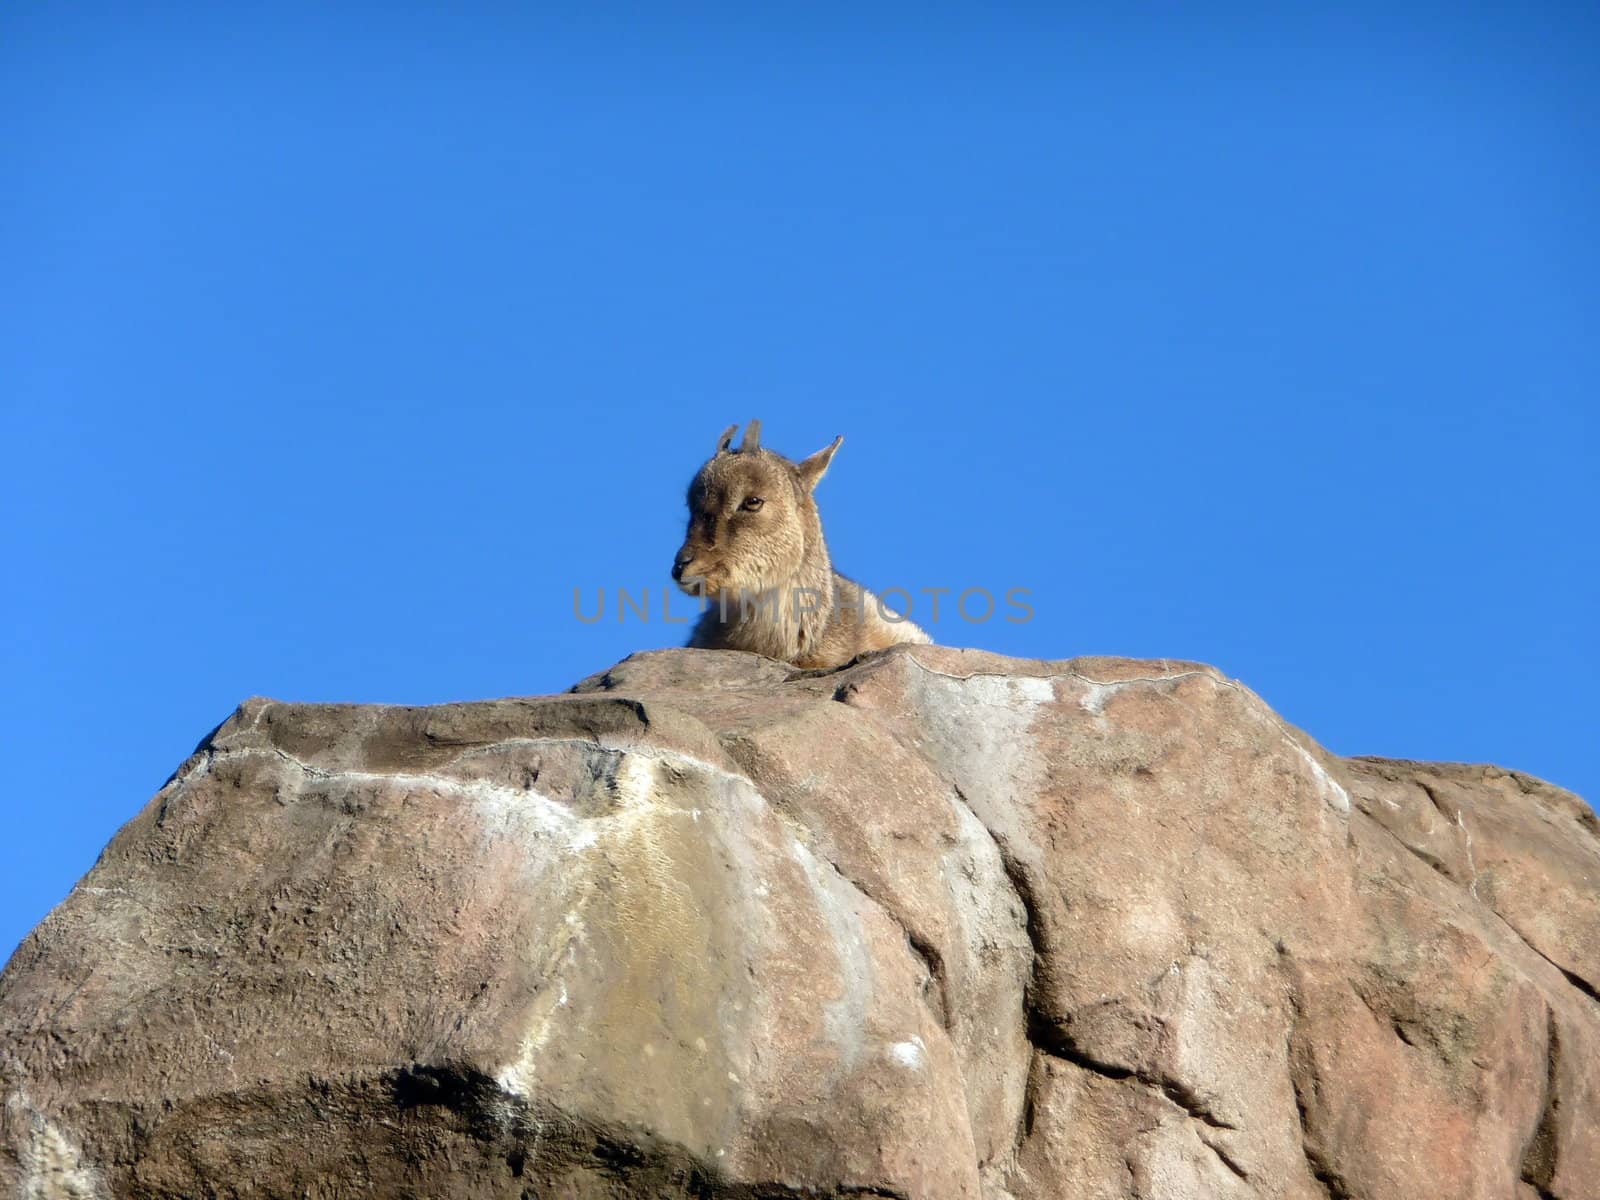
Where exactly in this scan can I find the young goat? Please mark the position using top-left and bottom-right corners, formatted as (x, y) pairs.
(671, 420), (931, 669)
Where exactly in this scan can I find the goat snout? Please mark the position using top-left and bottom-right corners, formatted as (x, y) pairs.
(671, 547), (696, 582)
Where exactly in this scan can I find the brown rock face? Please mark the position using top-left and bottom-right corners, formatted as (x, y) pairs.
(1, 646), (1596, 1199)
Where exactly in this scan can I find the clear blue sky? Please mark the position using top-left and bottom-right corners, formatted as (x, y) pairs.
(2, 3), (1595, 962)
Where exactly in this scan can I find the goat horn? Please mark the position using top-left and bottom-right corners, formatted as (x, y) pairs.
(739, 419), (762, 453)
(715, 424), (738, 455)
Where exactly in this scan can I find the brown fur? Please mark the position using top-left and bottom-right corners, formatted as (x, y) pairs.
(671, 421), (931, 669)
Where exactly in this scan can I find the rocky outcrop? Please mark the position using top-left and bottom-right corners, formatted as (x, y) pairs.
(1, 646), (1596, 1199)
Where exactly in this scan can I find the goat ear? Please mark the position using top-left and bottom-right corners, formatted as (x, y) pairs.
(739, 419), (762, 453)
(714, 424), (738, 455)
(797, 435), (843, 490)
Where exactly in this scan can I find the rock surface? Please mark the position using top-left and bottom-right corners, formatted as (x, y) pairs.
(1, 645), (1597, 1199)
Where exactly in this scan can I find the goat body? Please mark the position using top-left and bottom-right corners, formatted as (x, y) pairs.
(671, 421), (931, 669)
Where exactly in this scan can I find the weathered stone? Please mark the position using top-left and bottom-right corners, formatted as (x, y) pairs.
(1, 645), (1595, 1199)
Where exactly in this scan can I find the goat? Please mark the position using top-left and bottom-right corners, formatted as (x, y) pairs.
(671, 420), (931, 669)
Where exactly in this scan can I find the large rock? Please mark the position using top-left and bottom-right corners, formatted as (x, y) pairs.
(1, 646), (1596, 1198)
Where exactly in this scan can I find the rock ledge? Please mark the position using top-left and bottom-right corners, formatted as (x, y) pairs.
(2, 646), (1596, 1198)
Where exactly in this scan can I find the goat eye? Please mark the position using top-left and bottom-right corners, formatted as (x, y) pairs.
(740, 496), (765, 512)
